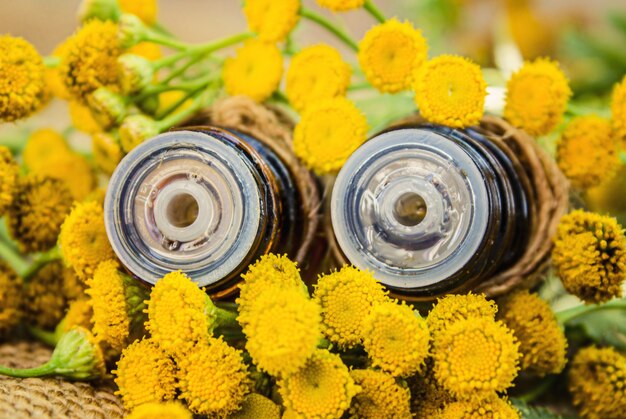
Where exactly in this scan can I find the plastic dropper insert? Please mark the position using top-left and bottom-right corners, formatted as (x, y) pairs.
(331, 125), (531, 299)
(105, 127), (303, 297)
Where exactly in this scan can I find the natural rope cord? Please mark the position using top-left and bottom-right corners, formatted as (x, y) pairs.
(0, 341), (124, 418)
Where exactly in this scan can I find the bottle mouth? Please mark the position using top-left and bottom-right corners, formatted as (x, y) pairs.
(331, 127), (490, 292)
(104, 130), (262, 287)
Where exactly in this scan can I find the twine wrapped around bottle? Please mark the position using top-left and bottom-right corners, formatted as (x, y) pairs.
(325, 114), (569, 299)
(0, 341), (124, 418)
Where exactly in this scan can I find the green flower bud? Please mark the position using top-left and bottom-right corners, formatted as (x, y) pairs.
(0, 327), (105, 380)
(137, 94), (160, 115)
(118, 54), (154, 95)
(118, 13), (149, 49)
(119, 114), (160, 152)
(77, 0), (121, 23)
(87, 87), (128, 129)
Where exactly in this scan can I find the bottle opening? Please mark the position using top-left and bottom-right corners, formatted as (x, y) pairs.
(393, 192), (427, 227)
(167, 192), (199, 228)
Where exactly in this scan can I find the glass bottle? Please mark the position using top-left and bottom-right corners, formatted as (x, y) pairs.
(105, 126), (316, 298)
(330, 124), (533, 301)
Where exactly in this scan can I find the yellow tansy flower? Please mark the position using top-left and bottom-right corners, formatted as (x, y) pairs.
(349, 369), (412, 418)
(278, 349), (360, 419)
(556, 115), (620, 190)
(504, 58), (571, 136)
(553, 209), (626, 303)
(242, 286), (321, 377)
(414, 55), (486, 128)
(569, 346), (626, 419)
(497, 290), (567, 376)
(358, 19), (428, 93)
(114, 338), (177, 411)
(45, 42), (72, 100)
(0, 35), (46, 122)
(60, 19), (122, 101)
(0, 262), (23, 334)
(611, 75), (626, 145)
(8, 175), (73, 253)
(145, 271), (219, 358)
(87, 259), (148, 352)
(439, 396), (520, 419)
(92, 131), (124, 175)
(313, 265), (388, 348)
(128, 41), (163, 61)
(362, 301), (430, 377)
(24, 261), (74, 329)
(177, 338), (250, 416)
(58, 299), (93, 334)
(22, 128), (70, 172)
(223, 40), (283, 102)
(0, 147), (19, 216)
(126, 402), (192, 419)
(58, 201), (116, 280)
(286, 44), (351, 112)
(31, 151), (96, 201)
(427, 292), (498, 340)
(231, 393), (281, 419)
(432, 317), (520, 399)
(69, 100), (102, 134)
(119, 0), (158, 25)
(316, 0), (364, 11)
(244, 0), (300, 42)
(293, 97), (368, 174)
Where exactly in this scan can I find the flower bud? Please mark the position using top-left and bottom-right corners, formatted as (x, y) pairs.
(48, 327), (106, 380)
(77, 0), (120, 23)
(87, 87), (128, 129)
(118, 54), (154, 95)
(119, 114), (160, 152)
(118, 13), (149, 49)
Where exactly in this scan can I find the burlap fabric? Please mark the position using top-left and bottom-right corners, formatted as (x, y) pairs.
(325, 114), (569, 298)
(0, 341), (124, 418)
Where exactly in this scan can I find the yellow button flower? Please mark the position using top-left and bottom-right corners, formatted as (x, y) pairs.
(427, 292), (498, 340)
(24, 261), (75, 329)
(552, 209), (626, 303)
(223, 40), (283, 103)
(497, 290), (567, 376)
(8, 175), (73, 253)
(244, 0), (300, 42)
(293, 97), (368, 174)
(0, 147), (19, 217)
(286, 44), (351, 112)
(242, 286), (321, 377)
(0, 35), (46, 122)
(30, 151), (96, 201)
(119, 0), (158, 25)
(414, 55), (486, 128)
(114, 338), (177, 411)
(359, 19), (428, 93)
(313, 265), (388, 348)
(557, 115), (620, 190)
(362, 301), (430, 377)
(316, 0), (364, 11)
(0, 262), (23, 334)
(59, 201), (116, 280)
(22, 129), (70, 172)
(349, 369), (412, 418)
(438, 396), (520, 419)
(504, 58), (571, 136)
(231, 393), (281, 419)
(69, 100), (102, 134)
(569, 346), (626, 419)
(126, 402), (192, 419)
(612, 75), (626, 145)
(432, 317), (520, 399)
(60, 20), (122, 101)
(177, 338), (250, 416)
(278, 349), (360, 419)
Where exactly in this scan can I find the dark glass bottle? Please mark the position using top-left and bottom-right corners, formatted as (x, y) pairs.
(105, 126), (315, 298)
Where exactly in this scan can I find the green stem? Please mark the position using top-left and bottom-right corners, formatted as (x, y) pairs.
(555, 299), (626, 324)
(216, 306), (239, 326)
(271, 90), (289, 105)
(0, 132), (29, 154)
(155, 88), (199, 120)
(300, 8), (359, 51)
(157, 88), (216, 129)
(0, 362), (57, 378)
(364, 0), (386, 23)
(21, 247), (62, 281)
(0, 238), (29, 277)
(143, 30), (189, 50)
(135, 73), (216, 102)
(348, 82), (374, 91)
(43, 56), (60, 68)
(28, 325), (59, 346)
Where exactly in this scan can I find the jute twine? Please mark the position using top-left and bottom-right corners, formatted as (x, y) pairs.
(0, 341), (124, 419)
(326, 115), (569, 298)
(181, 96), (323, 272)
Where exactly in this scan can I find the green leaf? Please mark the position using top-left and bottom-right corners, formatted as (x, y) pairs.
(567, 306), (626, 351)
(510, 399), (562, 419)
